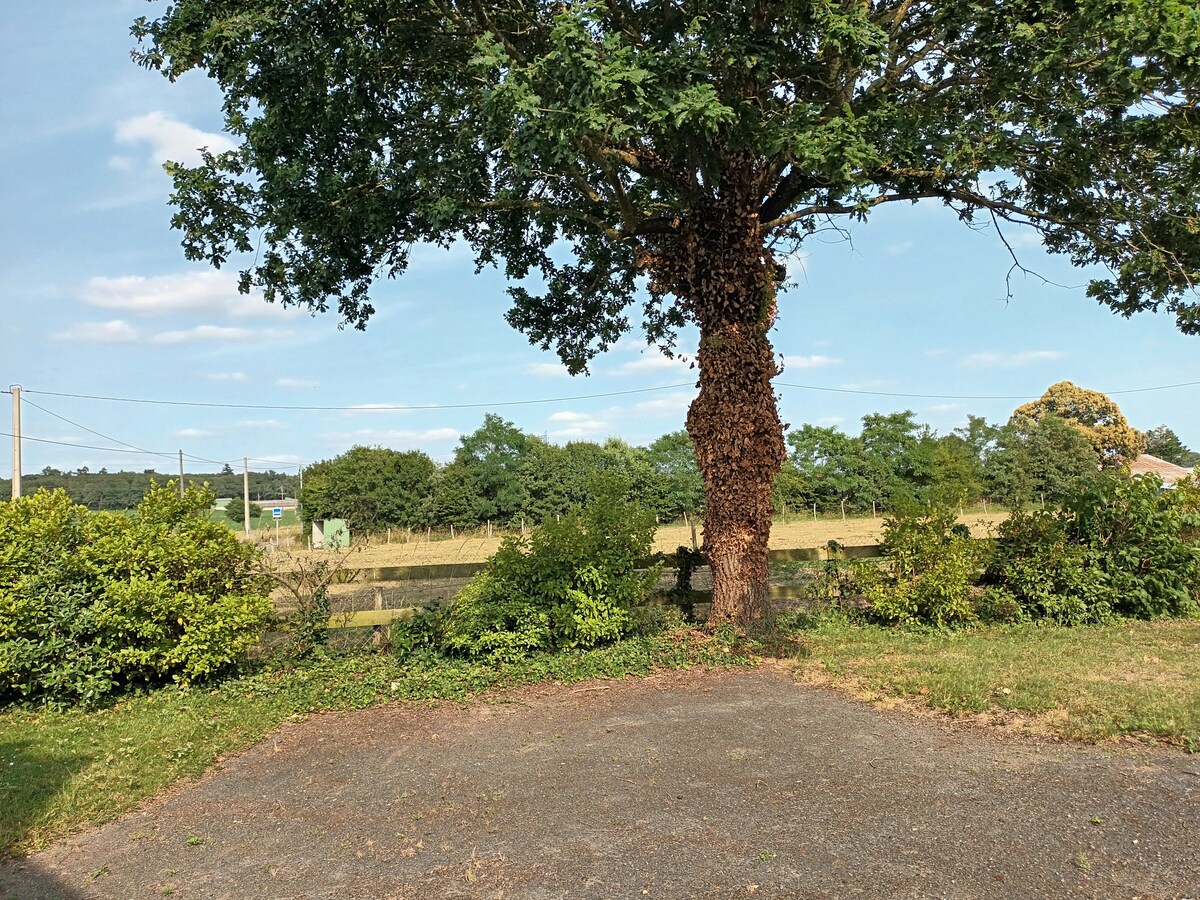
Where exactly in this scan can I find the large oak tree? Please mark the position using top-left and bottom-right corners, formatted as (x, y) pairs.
(135, 0), (1200, 625)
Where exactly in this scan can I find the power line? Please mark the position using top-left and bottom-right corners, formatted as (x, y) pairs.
(776, 379), (1200, 400)
(15, 394), (306, 472)
(18, 384), (697, 411)
(20, 397), (174, 459)
(0, 431), (164, 455)
(14, 377), (1200, 411)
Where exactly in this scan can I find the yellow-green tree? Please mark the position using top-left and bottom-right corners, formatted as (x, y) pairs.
(1012, 382), (1145, 466)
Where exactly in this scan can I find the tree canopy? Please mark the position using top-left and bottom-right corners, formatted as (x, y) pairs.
(135, 0), (1200, 623)
(1012, 381), (1145, 465)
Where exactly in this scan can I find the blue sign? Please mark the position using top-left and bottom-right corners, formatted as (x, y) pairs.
(272, 507), (283, 520)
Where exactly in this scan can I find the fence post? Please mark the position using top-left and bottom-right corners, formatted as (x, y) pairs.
(373, 586), (385, 652)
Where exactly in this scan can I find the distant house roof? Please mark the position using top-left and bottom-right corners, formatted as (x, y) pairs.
(1130, 454), (1194, 488)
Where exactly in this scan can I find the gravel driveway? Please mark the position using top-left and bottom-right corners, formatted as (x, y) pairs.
(2, 665), (1197, 899)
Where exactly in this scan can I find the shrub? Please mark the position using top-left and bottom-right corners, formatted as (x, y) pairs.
(865, 505), (985, 626)
(985, 473), (1200, 623)
(984, 509), (1115, 625)
(0, 485), (272, 706)
(1064, 473), (1199, 618)
(439, 478), (660, 661)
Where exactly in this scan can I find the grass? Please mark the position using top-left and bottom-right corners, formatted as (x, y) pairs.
(299, 510), (1005, 569)
(0, 626), (750, 858)
(786, 616), (1200, 747)
(6, 607), (1197, 860)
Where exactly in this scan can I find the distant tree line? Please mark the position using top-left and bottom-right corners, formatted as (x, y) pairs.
(5, 383), (1194, 528)
(0, 466), (299, 512)
(299, 385), (1194, 534)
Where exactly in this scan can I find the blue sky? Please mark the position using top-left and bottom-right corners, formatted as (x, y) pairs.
(3, 2), (1197, 477)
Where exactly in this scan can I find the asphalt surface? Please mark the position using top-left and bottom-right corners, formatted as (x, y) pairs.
(2, 666), (1198, 899)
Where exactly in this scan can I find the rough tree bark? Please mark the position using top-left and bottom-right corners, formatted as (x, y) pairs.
(656, 173), (786, 627)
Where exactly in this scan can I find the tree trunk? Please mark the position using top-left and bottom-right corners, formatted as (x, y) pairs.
(668, 184), (785, 628)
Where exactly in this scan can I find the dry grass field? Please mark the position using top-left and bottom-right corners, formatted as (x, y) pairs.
(288, 510), (1005, 569)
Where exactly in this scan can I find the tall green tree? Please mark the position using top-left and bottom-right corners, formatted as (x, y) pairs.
(1013, 382), (1146, 465)
(301, 446), (436, 530)
(645, 430), (705, 520)
(136, 1), (1200, 624)
(1144, 425), (1200, 468)
(455, 414), (530, 524)
(986, 415), (1100, 508)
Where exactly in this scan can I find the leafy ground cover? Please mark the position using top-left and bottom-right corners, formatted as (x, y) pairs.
(787, 617), (1200, 747)
(0, 626), (748, 857)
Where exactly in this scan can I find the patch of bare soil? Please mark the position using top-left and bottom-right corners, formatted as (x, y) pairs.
(3, 666), (1196, 900)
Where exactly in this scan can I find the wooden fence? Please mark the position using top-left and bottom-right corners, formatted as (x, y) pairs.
(325, 543), (884, 631)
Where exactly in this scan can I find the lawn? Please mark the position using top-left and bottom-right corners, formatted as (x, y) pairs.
(789, 617), (1200, 747)
(4, 615), (1197, 859)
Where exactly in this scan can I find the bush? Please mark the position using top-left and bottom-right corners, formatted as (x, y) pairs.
(1065, 473), (1199, 618)
(983, 510), (1115, 625)
(985, 473), (1200, 623)
(438, 479), (660, 661)
(865, 505), (985, 626)
(0, 485), (272, 706)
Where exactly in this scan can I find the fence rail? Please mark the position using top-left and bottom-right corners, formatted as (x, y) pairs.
(324, 543), (885, 630)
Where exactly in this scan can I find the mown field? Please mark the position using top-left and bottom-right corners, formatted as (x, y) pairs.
(293, 511), (1005, 568)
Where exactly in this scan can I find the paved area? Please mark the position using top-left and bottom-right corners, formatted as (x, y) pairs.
(2, 666), (1198, 899)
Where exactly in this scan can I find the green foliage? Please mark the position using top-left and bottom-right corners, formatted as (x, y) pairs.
(1064, 473), (1200, 619)
(223, 498), (262, 524)
(984, 510), (1115, 625)
(865, 505), (986, 626)
(1144, 425), (1200, 468)
(646, 431), (705, 520)
(986, 473), (1200, 624)
(439, 479), (660, 661)
(0, 486), (272, 707)
(301, 445), (435, 531)
(986, 414), (1100, 509)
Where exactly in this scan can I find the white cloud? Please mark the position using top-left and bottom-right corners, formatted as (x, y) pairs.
(114, 111), (237, 168)
(781, 354), (842, 370)
(550, 423), (608, 439)
(174, 428), (212, 439)
(343, 402), (417, 416)
(617, 354), (692, 375)
(276, 377), (317, 389)
(151, 325), (253, 345)
(51, 319), (140, 343)
(546, 410), (608, 437)
(923, 349), (950, 358)
(961, 350), (1064, 369)
(816, 416), (846, 426)
(107, 155), (135, 172)
(150, 325), (294, 345)
(633, 392), (695, 415)
(526, 362), (571, 378)
(926, 403), (966, 414)
(204, 372), (248, 383)
(77, 271), (295, 320)
(321, 427), (460, 447)
(238, 419), (287, 431)
(839, 379), (886, 391)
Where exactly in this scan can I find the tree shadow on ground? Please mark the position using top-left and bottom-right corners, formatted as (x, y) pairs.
(0, 732), (95, 860)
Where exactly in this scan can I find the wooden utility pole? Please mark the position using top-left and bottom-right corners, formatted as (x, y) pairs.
(179, 450), (185, 497)
(243, 457), (251, 537)
(10, 385), (20, 499)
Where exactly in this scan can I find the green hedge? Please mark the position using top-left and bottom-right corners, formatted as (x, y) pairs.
(1, 485), (272, 706)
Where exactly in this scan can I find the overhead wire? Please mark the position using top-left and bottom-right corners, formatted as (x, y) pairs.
(11, 377), (1200, 410)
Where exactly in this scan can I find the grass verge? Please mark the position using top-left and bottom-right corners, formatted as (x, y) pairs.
(0, 627), (750, 858)
(786, 616), (1200, 747)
